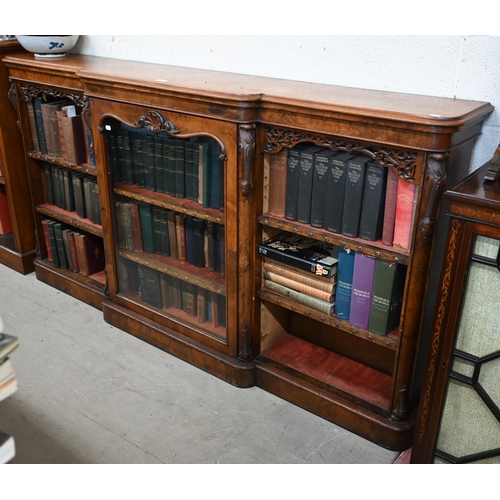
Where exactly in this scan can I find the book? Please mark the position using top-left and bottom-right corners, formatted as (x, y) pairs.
(209, 140), (224, 211)
(192, 218), (206, 267)
(152, 207), (163, 254)
(144, 135), (156, 191)
(139, 202), (154, 254)
(284, 146), (304, 221)
(72, 172), (87, 219)
(154, 136), (165, 193)
(138, 265), (162, 309)
(45, 220), (60, 267)
(342, 154), (371, 238)
(181, 281), (197, 317)
(79, 233), (105, 276)
(159, 208), (170, 257)
(382, 168), (399, 246)
(184, 141), (195, 201)
(42, 162), (54, 205)
(40, 219), (54, 261)
(0, 189), (13, 234)
(197, 288), (208, 324)
(335, 247), (355, 322)
(166, 210), (178, 260)
(214, 222), (225, 274)
(349, 253), (376, 330)
(296, 146), (323, 224)
(263, 269), (335, 303)
(258, 233), (338, 278)
(206, 221), (215, 271)
(267, 149), (288, 217)
(393, 179), (416, 251)
(61, 112), (87, 165)
(62, 228), (74, 271)
(185, 215), (194, 264)
(359, 161), (388, 241)
(263, 261), (336, 294)
(26, 99), (40, 151)
(310, 149), (336, 228)
(174, 139), (185, 198)
(131, 131), (146, 187)
(41, 99), (70, 158)
(129, 201), (143, 252)
(0, 333), (19, 365)
(165, 137), (177, 196)
(33, 97), (48, 155)
(53, 222), (69, 269)
(264, 279), (335, 315)
(325, 152), (357, 234)
(0, 430), (15, 464)
(369, 259), (407, 336)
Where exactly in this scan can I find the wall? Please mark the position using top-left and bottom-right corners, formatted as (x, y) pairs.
(73, 35), (500, 170)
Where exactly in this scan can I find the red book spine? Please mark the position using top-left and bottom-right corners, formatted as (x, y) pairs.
(393, 179), (416, 251)
(267, 149), (288, 217)
(382, 168), (398, 246)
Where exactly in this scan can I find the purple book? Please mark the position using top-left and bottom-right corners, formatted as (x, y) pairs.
(349, 253), (376, 329)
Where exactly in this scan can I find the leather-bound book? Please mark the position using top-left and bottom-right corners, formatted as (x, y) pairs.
(359, 161), (388, 241)
(393, 178), (416, 251)
(296, 146), (323, 224)
(382, 168), (398, 246)
(192, 217), (207, 268)
(267, 148), (288, 217)
(310, 149), (336, 228)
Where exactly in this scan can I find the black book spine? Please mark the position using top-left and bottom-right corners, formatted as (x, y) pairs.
(297, 146), (322, 224)
(154, 136), (164, 193)
(53, 222), (68, 269)
(342, 155), (370, 238)
(325, 153), (353, 234)
(33, 97), (48, 155)
(139, 265), (162, 309)
(152, 207), (163, 254)
(46, 220), (59, 267)
(159, 208), (170, 257)
(284, 147), (302, 221)
(122, 130), (133, 184)
(192, 217), (206, 267)
(145, 135), (156, 191)
(359, 162), (388, 241)
(175, 139), (186, 198)
(310, 150), (335, 228)
(43, 162), (54, 205)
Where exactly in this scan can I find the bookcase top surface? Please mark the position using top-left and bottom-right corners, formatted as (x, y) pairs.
(3, 52), (493, 127)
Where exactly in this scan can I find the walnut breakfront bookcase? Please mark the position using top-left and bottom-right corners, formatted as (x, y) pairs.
(4, 52), (493, 451)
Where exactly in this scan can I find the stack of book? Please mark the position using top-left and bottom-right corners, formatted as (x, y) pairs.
(106, 124), (225, 211)
(118, 261), (226, 329)
(335, 248), (407, 336)
(115, 201), (225, 274)
(268, 145), (417, 251)
(40, 219), (105, 278)
(42, 162), (101, 225)
(258, 233), (338, 315)
(0, 330), (19, 464)
(28, 97), (92, 166)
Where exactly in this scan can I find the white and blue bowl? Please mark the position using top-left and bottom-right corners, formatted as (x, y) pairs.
(15, 35), (79, 58)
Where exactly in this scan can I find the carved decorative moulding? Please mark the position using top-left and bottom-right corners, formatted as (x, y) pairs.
(264, 126), (417, 182)
(19, 83), (87, 108)
(99, 110), (227, 160)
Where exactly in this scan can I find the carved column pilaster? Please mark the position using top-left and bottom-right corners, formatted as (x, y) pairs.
(239, 124), (256, 199)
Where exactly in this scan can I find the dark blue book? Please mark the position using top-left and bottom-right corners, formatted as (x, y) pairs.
(209, 140), (223, 211)
(310, 149), (336, 228)
(335, 247), (355, 322)
(342, 154), (371, 238)
(139, 202), (154, 254)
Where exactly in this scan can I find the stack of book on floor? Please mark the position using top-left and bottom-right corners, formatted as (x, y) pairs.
(258, 233), (338, 315)
(0, 330), (19, 464)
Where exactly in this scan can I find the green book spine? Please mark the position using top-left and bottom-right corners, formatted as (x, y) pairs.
(154, 136), (164, 193)
(145, 135), (156, 191)
(368, 259), (407, 336)
(175, 139), (186, 198)
(139, 202), (155, 254)
(54, 222), (68, 269)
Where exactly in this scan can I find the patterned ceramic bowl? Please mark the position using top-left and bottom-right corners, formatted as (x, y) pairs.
(15, 35), (80, 58)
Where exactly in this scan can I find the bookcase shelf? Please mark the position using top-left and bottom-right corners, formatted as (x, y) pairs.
(113, 183), (225, 225)
(3, 51), (493, 451)
(36, 203), (103, 238)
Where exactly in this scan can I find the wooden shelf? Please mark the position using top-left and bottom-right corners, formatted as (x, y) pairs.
(258, 288), (398, 350)
(259, 214), (410, 265)
(36, 204), (103, 238)
(27, 150), (97, 176)
(119, 249), (226, 297)
(114, 183), (225, 225)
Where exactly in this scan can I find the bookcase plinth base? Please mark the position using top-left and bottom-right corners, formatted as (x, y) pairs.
(102, 299), (256, 389)
(255, 357), (414, 452)
(34, 259), (105, 310)
(0, 243), (35, 275)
